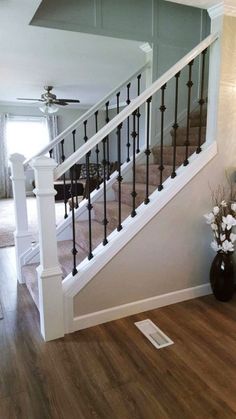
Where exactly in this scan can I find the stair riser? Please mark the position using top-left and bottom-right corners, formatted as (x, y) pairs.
(136, 167), (172, 185)
(152, 146), (196, 165)
(75, 222), (113, 253)
(114, 191), (146, 207)
(173, 133), (206, 147)
(190, 117), (207, 127)
(93, 205), (131, 231)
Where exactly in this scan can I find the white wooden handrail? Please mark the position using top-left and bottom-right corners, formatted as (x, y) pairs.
(54, 33), (218, 180)
(24, 62), (150, 167)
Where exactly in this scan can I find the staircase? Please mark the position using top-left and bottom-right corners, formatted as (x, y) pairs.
(22, 106), (207, 309)
(10, 32), (220, 341)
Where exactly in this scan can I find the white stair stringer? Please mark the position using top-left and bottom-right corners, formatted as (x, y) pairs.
(62, 141), (217, 333)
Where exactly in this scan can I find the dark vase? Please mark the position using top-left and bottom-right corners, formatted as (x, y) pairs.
(210, 252), (235, 302)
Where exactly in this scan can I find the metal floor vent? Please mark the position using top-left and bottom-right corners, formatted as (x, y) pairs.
(135, 319), (174, 349)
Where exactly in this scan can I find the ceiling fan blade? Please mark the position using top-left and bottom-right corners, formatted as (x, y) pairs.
(54, 100), (68, 106)
(17, 98), (43, 102)
(58, 99), (80, 103)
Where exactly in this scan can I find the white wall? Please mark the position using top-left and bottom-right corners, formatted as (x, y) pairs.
(73, 15), (236, 317)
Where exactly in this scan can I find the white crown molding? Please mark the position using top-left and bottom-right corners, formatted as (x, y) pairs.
(208, 1), (236, 18)
(208, 2), (224, 18)
(139, 42), (152, 54)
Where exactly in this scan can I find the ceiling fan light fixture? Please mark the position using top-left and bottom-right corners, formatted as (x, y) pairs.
(39, 102), (59, 114)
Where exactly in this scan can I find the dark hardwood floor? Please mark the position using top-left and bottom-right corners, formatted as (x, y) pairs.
(1, 247), (236, 418)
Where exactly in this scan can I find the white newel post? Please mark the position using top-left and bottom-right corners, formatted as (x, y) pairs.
(31, 156), (64, 341)
(9, 153), (32, 283)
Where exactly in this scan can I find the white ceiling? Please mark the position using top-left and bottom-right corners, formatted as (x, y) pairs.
(0, 0), (146, 108)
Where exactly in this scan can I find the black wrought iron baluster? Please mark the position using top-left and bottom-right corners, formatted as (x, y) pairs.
(136, 74), (141, 153)
(102, 138), (108, 245)
(60, 139), (68, 219)
(70, 165), (78, 276)
(197, 49), (207, 154)
(95, 111), (100, 189)
(83, 119), (88, 142)
(171, 72), (181, 178)
(126, 83), (131, 162)
(144, 97), (152, 205)
(117, 123), (123, 231)
(72, 129), (78, 208)
(131, 111), (137, 217)
(49, 149), (53, 158)
(116, 92), (120, 114)
(184, 60), (194, 166)
(105, 101), (110, 180)
(158, 84), (167, 191)
(84, 120), (93, 260)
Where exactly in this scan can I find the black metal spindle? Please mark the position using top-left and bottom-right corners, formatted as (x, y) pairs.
(72, 129), (78, 208)
(116, 92), (120, 114)
(102, 138), (108, 245)
(131, 111), (137, 217)
(197, 49), (207, 154)
(126, 83), (131, 162)
(105, 101), (110, 180)
(184, 60), (194, 166)
(70, 165), (78, 276)
(136, 74), (141, 153)
(84, 121), (93, 260)
(95, 111), (100, 189)
(158, 84), (167, 191)
(83, 120), (88, 143)
(60, 139), (68, 219)
(49, 149), (53, 158)
(117, 123), (123, 230)
(144, 97), (152, 205)
(171, 72), (181, 178)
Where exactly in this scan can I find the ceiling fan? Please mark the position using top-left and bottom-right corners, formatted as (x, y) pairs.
(17, 86), (80, 114)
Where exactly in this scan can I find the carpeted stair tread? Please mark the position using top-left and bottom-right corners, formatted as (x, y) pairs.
(22, 240), (87, 310)
(58, 240), (87, 278)
(136, 164), (173, 185)
(189, 106), (207, 120)
(75, 220), (108, 253)
(113, 182), (156, 207)
(93, 201), (131, 230)
(170, 126), (206, 146)
(152, 145), (196, 165)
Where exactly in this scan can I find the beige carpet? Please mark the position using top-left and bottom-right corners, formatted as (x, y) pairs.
(0, 197), (66, 248)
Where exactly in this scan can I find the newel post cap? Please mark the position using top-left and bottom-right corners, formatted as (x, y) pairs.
(30, 155), (58, 170)
(9, 153), (26, 164)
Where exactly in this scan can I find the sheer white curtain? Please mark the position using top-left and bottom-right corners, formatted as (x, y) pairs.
(46, 115), (60, 163)
(0, 114), (11, 198)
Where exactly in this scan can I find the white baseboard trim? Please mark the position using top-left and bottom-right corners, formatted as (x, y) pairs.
(72, 283), (212, 332)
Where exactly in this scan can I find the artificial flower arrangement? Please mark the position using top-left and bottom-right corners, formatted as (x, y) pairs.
(204, 185), (236, 254)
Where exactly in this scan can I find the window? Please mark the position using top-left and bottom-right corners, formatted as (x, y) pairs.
(6, 116), (50, 160)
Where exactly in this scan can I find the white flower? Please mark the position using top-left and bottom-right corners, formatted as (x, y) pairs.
(204, 212), (215, 224)
(211, 223), (218, 231)
(221, 200), (227, 207)
(211, 241), (221, 252)
(221, 222), (226, 231)
(222, 215), (236, 230)
(220, 234), (226, 241)
(230, 233), (236, 243)
(222, 240), (234, 253)
(231, 202), (236, 212)
(213, 206), (220, 215)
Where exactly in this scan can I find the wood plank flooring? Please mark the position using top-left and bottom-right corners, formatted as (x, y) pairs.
(1, 247), (236, 418)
